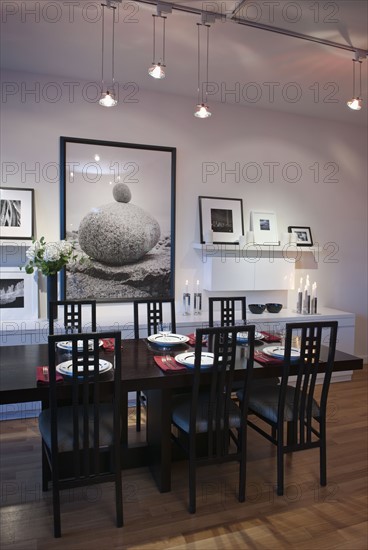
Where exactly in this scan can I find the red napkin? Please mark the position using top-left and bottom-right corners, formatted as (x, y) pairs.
(186, 333), (207, 347)
(254, 351), (283, 366)
(260, 331), (281, 343)
(101, 338), (123, 352)
(154, 356), (187, 373)
(36, 366), (64, 385)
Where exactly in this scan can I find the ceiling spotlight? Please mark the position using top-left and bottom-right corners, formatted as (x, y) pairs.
(347, 52), (364, 111)
(149, 4), (171, 79)
(194, 20), (212, 118)
(99, 2), (118, 107)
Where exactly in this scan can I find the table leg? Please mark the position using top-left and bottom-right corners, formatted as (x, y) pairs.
(145, 388), (172, 493)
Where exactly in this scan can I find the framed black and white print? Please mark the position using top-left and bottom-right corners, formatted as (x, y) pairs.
(288, 226), (313, 246)
(0, 187), (34, 239)
(251, 211), (279, 245)
(199, 196), (244, 244)
(60, 137), (176, 302)
(0, 268), (38, 320)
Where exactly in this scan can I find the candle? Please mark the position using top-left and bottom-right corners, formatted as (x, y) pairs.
(196, 279), (200, 291)
(185, 279), (189, 291)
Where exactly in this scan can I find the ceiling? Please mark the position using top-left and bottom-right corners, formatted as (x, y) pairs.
(1, 0), (367, 124)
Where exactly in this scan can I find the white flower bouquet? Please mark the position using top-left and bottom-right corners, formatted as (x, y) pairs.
(24, 236), (83, 276)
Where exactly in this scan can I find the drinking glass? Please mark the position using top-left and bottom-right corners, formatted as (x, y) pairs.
(158, 322), (171, 341)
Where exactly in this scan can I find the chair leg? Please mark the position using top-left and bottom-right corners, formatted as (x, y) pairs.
(189, 458), (196, 513)
(239, 430), (247, 502)
(52, 480), (61, 538)
(115, 468), (124, 528)
(276, 438), (284, 496)
(320, 421), (327, 486)
(136, 391), (141, 432)
(41, 441), (50, 492)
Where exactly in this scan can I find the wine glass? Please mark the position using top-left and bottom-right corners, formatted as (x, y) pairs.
(158, 322), (171, 341)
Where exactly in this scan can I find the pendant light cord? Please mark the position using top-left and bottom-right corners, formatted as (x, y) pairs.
(101, 3), (105, 90)
(197, 23), (201, 104)
(152, 15), (156, 63)
(205, 24), (210, 104)
(162, 16), (166, 65)
(352, 59), (356, 98)
(112, 6), (116, 90)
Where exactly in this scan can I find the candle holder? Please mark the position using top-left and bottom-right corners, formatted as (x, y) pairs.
(194, 292), (202, 315)
(183, 291), (191, 315)
(296, 291), (303, 314)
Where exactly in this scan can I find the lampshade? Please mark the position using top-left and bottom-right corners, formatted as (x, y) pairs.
(194, 103), (211, 118)
(148, 62), (166, 79)
(347, 97), (362, 110)
(99, 91), (117, 107)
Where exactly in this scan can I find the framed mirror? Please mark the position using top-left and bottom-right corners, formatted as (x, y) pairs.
(60, 136), (176, 302)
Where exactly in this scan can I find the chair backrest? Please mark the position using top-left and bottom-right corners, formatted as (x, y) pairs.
(49, 300), (97, 335)
(47, 331), (122, 478)
(281, 321), (338, 444)
(191, 324), (255, 456)
(208, 297), (247, 327)
(133, 299), (176, 339)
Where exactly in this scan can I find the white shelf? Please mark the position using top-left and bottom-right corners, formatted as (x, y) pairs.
(193, 242), (321, 253)
(0, 239), (33, 247)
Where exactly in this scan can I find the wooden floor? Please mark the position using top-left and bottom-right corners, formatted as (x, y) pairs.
(0, 367), (367, 550)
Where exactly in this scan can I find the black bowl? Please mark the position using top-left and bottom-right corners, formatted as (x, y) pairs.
(265, 303), (283, 313)
(248, 304), (266, 314)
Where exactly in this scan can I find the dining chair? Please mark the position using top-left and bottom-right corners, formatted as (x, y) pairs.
(133, 298), (177, 431)
(171, 324), (255, 513)
(241, 320), (338, 496)
(48, 300), (97, 335)
(38, 331), (123, 537)
(208, 296), (247, 327)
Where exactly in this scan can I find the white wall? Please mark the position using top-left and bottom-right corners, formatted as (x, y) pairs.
(1, 70), (367, 357)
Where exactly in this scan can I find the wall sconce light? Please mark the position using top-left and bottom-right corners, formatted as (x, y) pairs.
(99, 1), (119, 107)
(347, 51), (364, 111)
(194, 20), (212, 118)
(148, 3), (172, 79)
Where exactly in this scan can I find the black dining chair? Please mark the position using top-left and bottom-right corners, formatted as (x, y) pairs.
(171, 324), (255, 513)
(38, 331), (123, 538)
(208, 296), (247, 327)
(240, 320), (338, 496)
(133, 298), (177, 431)
(48, 300), (97, 335)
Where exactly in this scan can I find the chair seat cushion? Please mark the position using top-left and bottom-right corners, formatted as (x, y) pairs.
(238, 385), (320, 423)
(39, 403), (115, 452)
(172, 393), (242, 434)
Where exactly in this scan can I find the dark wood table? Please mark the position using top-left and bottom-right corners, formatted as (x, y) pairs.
(0, 340), (363, 492)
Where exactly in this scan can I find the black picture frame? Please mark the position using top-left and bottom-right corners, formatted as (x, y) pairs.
(60, 137), (176, 302)
(199, 196), (244, 244)
(288, 226), (313, 246)
(0, 187), (34, 239)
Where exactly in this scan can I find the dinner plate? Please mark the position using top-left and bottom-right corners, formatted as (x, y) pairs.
(56, 359), (112, 376)
(262, 346), (300, 359)
(147, 334), (189, 346)
(56, 340), (103, 351)
(175, 352), (214, 369)
(237, 331), (263, 342)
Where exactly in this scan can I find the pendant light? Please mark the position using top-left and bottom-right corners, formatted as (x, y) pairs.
(347, 52), (364, 111)
(194, 21), (212, 118)
(148, 3), (171, 79)
(99, 1), (118, 107)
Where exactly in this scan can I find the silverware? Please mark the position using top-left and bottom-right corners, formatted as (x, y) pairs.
(42, 366), (49, 381)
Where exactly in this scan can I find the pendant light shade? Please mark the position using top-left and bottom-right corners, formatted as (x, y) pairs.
(99, 2), (118, 107)
(347, 53), (364, 111)
(194, 21), (212, 118)
(148, 62), (166, 79)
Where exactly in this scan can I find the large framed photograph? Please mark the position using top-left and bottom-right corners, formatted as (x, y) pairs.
(60, 137), (176, 302)
(199, 196), (244, 244)
(288, 226), (313, 246)
(250, 210), (279, 245)
(0, 187), (34, 239)
(0, 268), (38, 320)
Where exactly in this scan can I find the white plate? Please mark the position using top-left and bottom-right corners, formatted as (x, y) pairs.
(147, 334), (189, 346)
(262, 346), (300, 359)
(56, 340), (103, 351)
(175, 352), (214, 368)
(56, 359), (112, 376)
(237, 331), (263, 342)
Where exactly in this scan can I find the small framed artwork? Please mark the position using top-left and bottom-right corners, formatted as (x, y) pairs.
(288, 226), (313, 246)
(0, 268), (38, 320)
(250, 211), (279, 245)
(199, 196), (244, 244)
(0, 187), (34, 239)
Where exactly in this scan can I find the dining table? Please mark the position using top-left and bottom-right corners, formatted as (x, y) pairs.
(0, 336), (363, 493)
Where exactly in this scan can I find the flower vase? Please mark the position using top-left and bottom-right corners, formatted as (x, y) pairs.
(47, 274), (58, 320)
